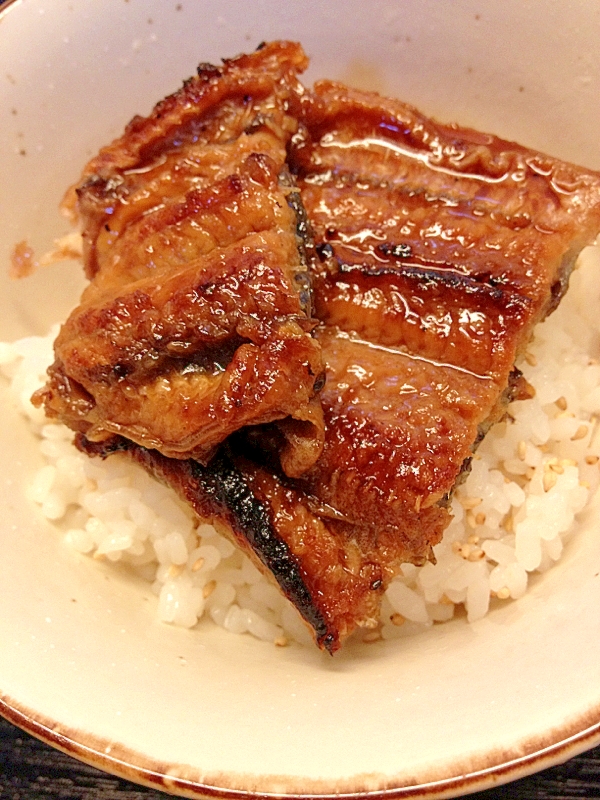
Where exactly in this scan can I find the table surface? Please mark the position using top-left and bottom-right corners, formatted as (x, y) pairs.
(1, 716), (600, 800)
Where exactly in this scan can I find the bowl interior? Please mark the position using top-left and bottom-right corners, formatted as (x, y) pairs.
(1, 0), (600, 796)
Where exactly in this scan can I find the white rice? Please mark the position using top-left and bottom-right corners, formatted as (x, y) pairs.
(2, 245), (600, 649)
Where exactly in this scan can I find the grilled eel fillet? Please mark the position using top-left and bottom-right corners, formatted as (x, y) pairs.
(286, 78), (600, 569)
(77, 432), (428, 654)
(33, 42), (324, 477)
(41, 43), (600, 652)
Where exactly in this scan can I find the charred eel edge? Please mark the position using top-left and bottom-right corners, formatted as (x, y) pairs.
(75, 434), (336, 653)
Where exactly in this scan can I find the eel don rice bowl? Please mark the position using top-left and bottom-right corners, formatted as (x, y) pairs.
(3, 41), (600, 652)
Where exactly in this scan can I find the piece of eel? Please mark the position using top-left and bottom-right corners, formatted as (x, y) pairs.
(37, 42), (600, 652)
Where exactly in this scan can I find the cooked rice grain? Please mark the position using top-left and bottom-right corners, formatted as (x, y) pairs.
(2, 246), (600, 648)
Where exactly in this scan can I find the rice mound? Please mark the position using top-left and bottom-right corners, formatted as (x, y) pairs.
(2, 245), (600, 649)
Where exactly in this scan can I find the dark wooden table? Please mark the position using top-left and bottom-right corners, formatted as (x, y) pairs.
(1, 715), (600, 800)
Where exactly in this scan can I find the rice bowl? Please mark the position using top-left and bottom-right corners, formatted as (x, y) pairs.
(2, 0), (600, 797)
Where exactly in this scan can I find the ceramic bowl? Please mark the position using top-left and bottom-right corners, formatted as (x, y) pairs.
(1, 0), (600, 797)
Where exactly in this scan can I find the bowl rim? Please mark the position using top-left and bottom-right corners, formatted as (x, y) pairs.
(2, 692), (600, 799)
(0, 1), (20, 17)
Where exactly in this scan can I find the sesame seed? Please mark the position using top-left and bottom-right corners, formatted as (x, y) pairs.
(525, 352), (537, 366)
(518, 440), (527, 460)
(468, 548), (485, 561)
(460, 496), (483, 510)
(475, 512), (486, 526)
(390, 613), (405, 626)
(192, 556), (205, 572)
(585, 455), (599, 465)
(168, 563), (184, 578)
(202, 580), (216, 598)
(363, 630), (382, 643)
(496, 587), (510, 600)
(543, 471), (557, 492)
(572, 425), (589, 441)
(555, 396), (568, 411)
(274, 636), (289, 647)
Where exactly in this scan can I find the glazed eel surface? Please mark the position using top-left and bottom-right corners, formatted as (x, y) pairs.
(38, 42), (600, 651)
(34, 42), (324, 476)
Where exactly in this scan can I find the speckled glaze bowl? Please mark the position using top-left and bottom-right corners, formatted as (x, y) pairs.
(1, 1), (600, 797)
